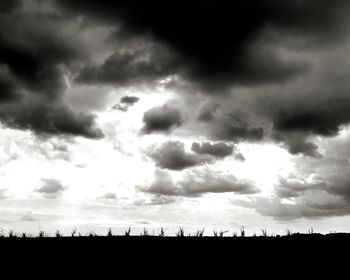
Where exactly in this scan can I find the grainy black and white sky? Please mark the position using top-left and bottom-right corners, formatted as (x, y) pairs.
(1, 0), (350, 235)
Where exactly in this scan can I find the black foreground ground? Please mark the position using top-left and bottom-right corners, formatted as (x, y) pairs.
(1, 233), (349, 275)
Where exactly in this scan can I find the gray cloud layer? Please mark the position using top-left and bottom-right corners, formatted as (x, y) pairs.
(138, 169), (258, 198)
(191, 142), (233, 158)
(58, 0), (349, 91)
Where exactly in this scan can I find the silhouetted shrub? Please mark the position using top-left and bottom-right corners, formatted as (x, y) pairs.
(176, 227), (185, 237)
(124, 227), (131, 237)
(240, 226), (245, 237)
(107, 228), (113, 237)
(195, 228), (205, 237)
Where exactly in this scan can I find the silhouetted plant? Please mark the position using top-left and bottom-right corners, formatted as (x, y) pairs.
(159, 227), (165, 237)
(195, 228), (205, 237)
(8, 230), (16, 238)
(214, 229), (228, 237)
(124, 227), (131, 237)
(1, 227), (347, 239)
(240, 226), (245, 237)
(176, 227), (185, 237)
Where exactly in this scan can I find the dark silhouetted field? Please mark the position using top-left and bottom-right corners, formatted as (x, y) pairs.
(0, 229), (348, 277)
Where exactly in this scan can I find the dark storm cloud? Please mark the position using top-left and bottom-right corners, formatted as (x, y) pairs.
(137, 169), (258, 197)
(120, 96), (139, 105)
(272, 132), (322, 158)
(112, 95), (139, 112)
(272, 97), (350, 137)
(142, 105), (182, 134)
(76, 45), (181, 87)
(57, 0), (350, 91)
(0, 101), (103, 139)
(191, 142), (233, 158)
(0, 0), (21, 14)
(54, 0), (350, 159)
(147, 141), (211, 171)
(268, 63), (350, 156)
(35, 178), (66, 198)
(0, 67), (21, 102)
(0, 1), (103, 139)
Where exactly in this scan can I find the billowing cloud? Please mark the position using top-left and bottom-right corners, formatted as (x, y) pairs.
(146, 141), (211, 170)
(137, 169), (258, 197)
(35, 178), (66, 198)
(272, 132), (322, 158)
(58, 0), (349, 91)
(178, 169), (259, 197)
(137, 169), (177, 196)
(272, 99), (350, 144)
(0, 1), (103, 139)
(236, 137), (350, 220)
(142, 105), (182, 134)
(0, 101), (103, 139)
(2, 0), (350, 232)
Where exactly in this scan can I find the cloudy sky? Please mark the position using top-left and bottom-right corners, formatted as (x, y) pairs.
(1, 0), (350, 235)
